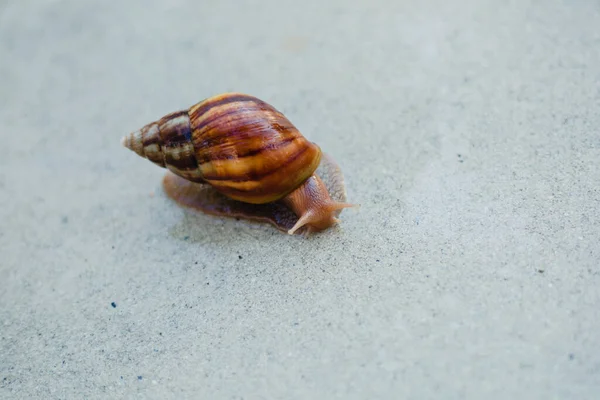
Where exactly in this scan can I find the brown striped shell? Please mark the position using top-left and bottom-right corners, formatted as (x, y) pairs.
(121, 93), (322, 204)
(122, 92), (357, 235)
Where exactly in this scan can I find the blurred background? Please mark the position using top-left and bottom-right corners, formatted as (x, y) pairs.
(1, 0), (599, 399)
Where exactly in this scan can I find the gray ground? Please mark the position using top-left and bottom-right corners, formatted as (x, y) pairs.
(1, 0), (599, 399)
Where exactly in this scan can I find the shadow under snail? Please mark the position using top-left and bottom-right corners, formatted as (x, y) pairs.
(121, 92), (357, 235)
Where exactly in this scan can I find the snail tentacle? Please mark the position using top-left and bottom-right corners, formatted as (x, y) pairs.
(283, 174), (357, 235)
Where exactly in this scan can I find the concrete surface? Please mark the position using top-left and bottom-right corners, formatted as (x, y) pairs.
(1, 0), (599, 399)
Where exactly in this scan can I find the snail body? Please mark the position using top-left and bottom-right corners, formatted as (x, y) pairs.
(121, 93), (355, 235)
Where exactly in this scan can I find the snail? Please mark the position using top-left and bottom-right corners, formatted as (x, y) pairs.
(121, 92), (356, 235)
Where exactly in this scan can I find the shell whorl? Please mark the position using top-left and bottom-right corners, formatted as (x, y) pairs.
(122, 93), (322, 204)
(122, 110), (205, 182)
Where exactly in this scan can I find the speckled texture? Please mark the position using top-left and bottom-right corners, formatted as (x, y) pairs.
(1, 0), (599, 399)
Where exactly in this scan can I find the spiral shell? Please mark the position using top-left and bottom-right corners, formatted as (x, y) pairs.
(122, 93), (322, 204)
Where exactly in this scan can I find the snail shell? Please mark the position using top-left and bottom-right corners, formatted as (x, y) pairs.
(121, 93), (355, 235)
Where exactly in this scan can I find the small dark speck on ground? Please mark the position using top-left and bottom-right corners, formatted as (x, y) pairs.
(376, 259), (380, 262)
(61, 216), (68, 224)
(238, 255), (243, 259)
(111, 302), (117, 308)
(138, 376), (143, 380)
(184, 236), (190, 240)
(569, 353), (575, 360)
(120, 376), (123, 379)
(538, 269), (545, 273)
